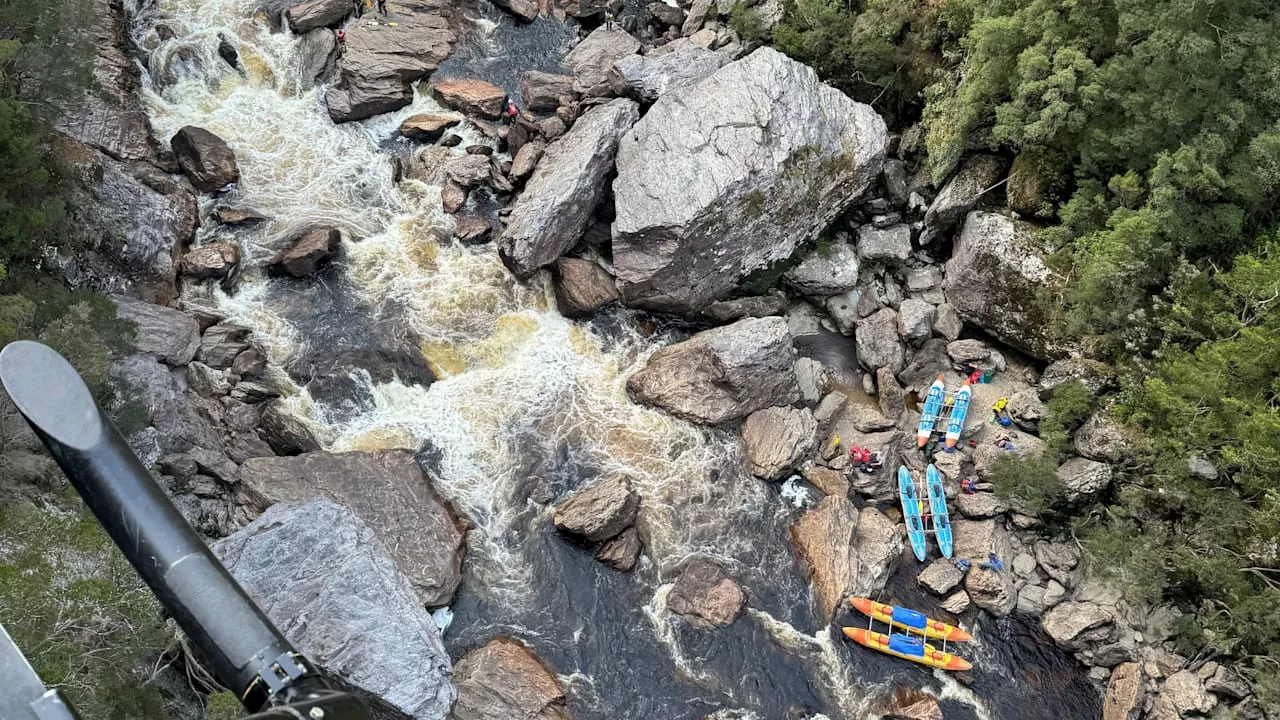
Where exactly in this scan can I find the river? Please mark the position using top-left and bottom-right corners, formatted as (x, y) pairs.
(129, 0), (1102, 716)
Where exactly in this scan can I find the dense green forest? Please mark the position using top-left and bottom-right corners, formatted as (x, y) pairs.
(777, 0), (1280, 698)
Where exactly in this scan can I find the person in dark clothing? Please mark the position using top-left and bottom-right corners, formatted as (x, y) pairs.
(377, 0), (386, 15)
(354, 0), (363, 18)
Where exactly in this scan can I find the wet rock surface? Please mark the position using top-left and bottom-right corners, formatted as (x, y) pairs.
(667, 558), (747, 628)
(552, 474), (640, 544)
(551, 257), (619, 317)
(267, 226), (341, 277)
(450, 638), (569, 720)
(170, 126), (239, 193)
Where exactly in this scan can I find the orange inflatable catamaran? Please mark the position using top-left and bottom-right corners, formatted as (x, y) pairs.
(842, 627), (973, 672)
(849, 597), (972, 642)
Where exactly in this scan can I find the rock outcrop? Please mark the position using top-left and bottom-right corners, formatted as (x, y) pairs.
(450, 639), (569, 720)
(610, 39), (729, 102)
(1042, 601), (1114, 650)
(791, 497), (901, 618)
(112, 296), (200, 366)
(170, 126), (239, 193)
(498, 99), (639, 277)
(325, 0), (454, 122)
(945, 211), (1061, 359)
(1058, 457), (1113, 501)
(667, 558), (747, 628)
(180, 242), (240, 281)
(856, 308), (905, 373)
(237, 450), (465, 607)
(627, 317), (799, 424)
(518, 71), (574, 113)
(215, 500), (456, 720)
(612, 48), (887, 314)
(552, 474), (640, 544)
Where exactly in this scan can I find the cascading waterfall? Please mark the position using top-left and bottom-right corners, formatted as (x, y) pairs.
(129, 0), (1100, 716)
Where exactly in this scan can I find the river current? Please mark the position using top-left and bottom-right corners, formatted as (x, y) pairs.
(129, 0), (1102, 716)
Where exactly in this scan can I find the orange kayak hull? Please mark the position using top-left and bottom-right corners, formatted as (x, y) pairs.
(842, 627), (973, 672)
(848, 597), (972, 642)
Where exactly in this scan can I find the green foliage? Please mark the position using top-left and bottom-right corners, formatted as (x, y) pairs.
(0, 500), (171, 719)
(729, 2), (766, 45)
(1039, 380), (1097, 456)
(0, 272), (135, 393)
(205, 691), (246, 720)
(989, 452), (1062, 516)
(1080, 515), (1166, 608)
(774, 0), (947, 119)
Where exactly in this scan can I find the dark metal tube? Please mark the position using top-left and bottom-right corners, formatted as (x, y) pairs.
(0, 341), (293, 709)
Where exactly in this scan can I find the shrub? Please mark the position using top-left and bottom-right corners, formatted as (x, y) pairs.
(989, 452), (1063, 516)
(0, 500), (171, 719)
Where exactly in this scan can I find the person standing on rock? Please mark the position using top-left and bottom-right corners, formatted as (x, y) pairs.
(353, 0), (363, 18)
(377, 0), (387, 15)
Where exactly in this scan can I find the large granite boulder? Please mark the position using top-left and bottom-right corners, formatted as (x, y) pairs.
(609, 39), (729, 102)
(431, 78), (507, 119)
(215, 500), (455, 719)
(627, 316), (799, 424)
(740, 406), (818, 480)
(1058, 457), (1113, 501)
(666, 558), (747, 628)
(237, 450), (466, 607)
(1103, 663), (1144, 720)
(450, 639), (569, 720)
(856, 308), (905, 373)
(612, 48), (887, 314)
(945, 211), (1062, 359)
(170, 126), (239, 193)
(112, 296), (200, 366)
(325, 0), (454, 122)
(518, 71), (574, 113)
(267, 226), (341, 278)
(498, 100), (639, 277)
(552, 474), (640, 544)
(783, 241), (860, 296)
(1042, 601), (1115, 650)
(551, 257), (619, 317)
(921, 154), (1005, 244)
(563, 26), (640, 94)
(791, 497), (902, 619)
(180, 242), (240, 281)
(284, 0), (349, 32)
